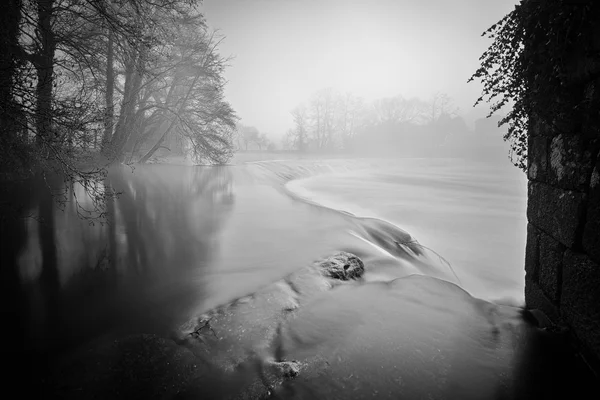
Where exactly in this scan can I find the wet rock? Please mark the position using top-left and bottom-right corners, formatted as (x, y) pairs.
(524, 308), (554, 329)
(271, 360), (302, 378)
(316, 251), (365, 280)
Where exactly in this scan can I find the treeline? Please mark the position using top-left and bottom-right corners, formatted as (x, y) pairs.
(0, 0), (237, 181)
(283, 88), (470, 156)
(234, 124), (276, 152)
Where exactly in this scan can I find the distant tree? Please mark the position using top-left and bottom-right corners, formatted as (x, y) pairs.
(282, 130), (293, 151)
(291, 88), (367, 152)
(371, 95), (427, 125)
(308, 88), (338, 150)
(426, 92), (458, 124)
(288, 105), (309, 152)
(336, 93), (364, 151)
(288, 90), (469, 154)
(236, 124), (260, 151)
(255, 133), (270, 151)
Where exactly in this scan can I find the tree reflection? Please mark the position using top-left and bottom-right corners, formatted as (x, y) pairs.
(7, 165), (235, 367)
(0, 178), (35, 374)
(109, 165), (235, 277)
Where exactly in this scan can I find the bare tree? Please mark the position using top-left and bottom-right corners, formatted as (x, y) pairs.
(336, 92), (364, 151)
(102, 28), (115, 148)
(308, 88), (338, 150)
(236, 124), (260, 151)
(288, 105), (309, 152)
(1, 0), (237, 221)
(255, 133), (271, 151)
(94, 3), (237, 164)
(371, 95), (428, 125)
(427, 92), (458, 123)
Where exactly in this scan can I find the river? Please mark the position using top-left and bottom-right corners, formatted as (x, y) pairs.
(0, 156), (594, 398)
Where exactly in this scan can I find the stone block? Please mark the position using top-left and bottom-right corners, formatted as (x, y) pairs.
(530, 116), (553, 137)
(583, 160), (600, 264)
(527, 181), (587, 248)
(561, 251), (600, 361)
(527, 136), (548, 181)
(525, 223), (540, 282)
(581, 81), (600, 139)
(538, 232), (565, 303)
(525, 279), (561, 324)
(581, 117), (600, 141)
(547, 134), (593, 191)
(549, 91), (583, 135)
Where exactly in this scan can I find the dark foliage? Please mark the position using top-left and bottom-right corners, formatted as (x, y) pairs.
(469, 0), (600, 171)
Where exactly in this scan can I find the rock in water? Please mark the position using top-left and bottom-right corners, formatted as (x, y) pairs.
(317, 251), (365, 280)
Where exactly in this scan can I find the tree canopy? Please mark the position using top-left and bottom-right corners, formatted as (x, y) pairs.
(0, 0), (237, 217)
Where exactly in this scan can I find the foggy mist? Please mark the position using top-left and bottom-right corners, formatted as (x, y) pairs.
(2, 0), (598, 399)
(203, 0), (517, 140)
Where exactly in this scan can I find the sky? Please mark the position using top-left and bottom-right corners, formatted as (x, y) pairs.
(201, 0), (519, 138)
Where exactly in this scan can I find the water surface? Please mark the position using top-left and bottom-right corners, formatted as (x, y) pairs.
(4, 157), (581, 400)
(286, 158), (528, 301)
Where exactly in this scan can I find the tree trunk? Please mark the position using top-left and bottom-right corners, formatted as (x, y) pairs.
(35, 0), (56, 146)
(0, 0), (22, 138)
(138, 73), (201, 164)
(102, 29), (115, 147)
(105, 46), (145, 162)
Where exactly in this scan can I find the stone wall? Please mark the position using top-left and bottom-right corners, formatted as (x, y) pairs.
(525, 54), (600, 372)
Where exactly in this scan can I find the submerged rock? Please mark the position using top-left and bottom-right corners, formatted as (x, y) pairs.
(316, 251), (365, 280)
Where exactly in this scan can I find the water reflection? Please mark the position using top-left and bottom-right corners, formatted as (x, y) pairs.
(108, 165), (234, 279)
(9, 165), (235, 359)
(5, 161), (476, 364)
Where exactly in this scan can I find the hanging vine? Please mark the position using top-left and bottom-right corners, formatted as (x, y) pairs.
(469, 0), (600, 172)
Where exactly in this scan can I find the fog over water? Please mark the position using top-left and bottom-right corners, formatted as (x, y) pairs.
(6, 155), (524, 358)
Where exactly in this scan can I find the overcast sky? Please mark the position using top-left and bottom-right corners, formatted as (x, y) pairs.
(202, 0), (518, 138)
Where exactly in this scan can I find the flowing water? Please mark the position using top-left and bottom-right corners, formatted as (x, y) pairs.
(284, 157), (528, 302)
(0, 156), (594, 398)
